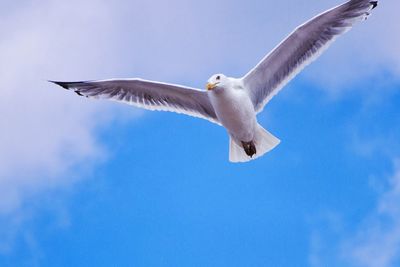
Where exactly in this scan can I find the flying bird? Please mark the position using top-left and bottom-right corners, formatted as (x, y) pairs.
(51, 0), (378, 163)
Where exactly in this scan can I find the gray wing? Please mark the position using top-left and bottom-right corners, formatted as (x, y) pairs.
(242, 0), (378, 113)
(51, 78), (220, 125)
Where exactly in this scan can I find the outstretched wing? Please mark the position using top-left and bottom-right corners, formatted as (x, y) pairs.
(242, 0), (378, 113)
(51, 78), (220, 125)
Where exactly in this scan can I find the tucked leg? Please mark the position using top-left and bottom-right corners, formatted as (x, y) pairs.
(241, 141), (257, 158)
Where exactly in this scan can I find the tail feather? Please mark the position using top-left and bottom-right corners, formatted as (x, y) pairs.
(229, 125), (280, 163)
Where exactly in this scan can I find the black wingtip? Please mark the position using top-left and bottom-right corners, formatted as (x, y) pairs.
(48, 80), (71, 89)
(370, 1), (378, 9)
(49, 80), (87, 97)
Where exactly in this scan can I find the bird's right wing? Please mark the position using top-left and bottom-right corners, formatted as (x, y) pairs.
(242, 0), (378, 113)
(51, 79), (220, 125)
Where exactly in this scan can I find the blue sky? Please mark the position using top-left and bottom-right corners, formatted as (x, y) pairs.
(1, 0), (399, 266)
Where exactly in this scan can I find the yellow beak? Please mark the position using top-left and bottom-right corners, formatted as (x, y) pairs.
(206, 82), (217, 91)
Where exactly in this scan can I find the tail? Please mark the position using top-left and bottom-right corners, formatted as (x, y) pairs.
(229, 125), (280, 163)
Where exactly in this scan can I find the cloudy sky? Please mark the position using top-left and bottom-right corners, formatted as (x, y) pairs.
(0, 0), (399, 266)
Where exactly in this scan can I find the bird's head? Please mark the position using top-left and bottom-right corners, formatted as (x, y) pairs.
(206, 74), (227, 91)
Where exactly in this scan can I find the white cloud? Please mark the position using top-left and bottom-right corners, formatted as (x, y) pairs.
(341, 160), (400, 267)
(0, 0), (131, 254)
(0, 0), (121, 215)
(309, 160), (400, 267)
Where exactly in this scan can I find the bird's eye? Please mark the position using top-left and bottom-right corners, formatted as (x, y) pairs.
(216, 75), (220, 80)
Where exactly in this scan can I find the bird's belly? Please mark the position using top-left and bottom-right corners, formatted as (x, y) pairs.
(210, 90), (256, 142)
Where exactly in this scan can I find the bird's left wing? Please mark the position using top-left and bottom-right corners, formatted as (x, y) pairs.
(51, 79), (220, 125)
(242, 0), (378, 113)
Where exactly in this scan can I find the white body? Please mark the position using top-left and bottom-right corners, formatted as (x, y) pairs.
(208, 79), (256, 143)
(207, 76), (280, 162)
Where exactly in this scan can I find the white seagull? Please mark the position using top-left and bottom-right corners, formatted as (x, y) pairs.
(51, 0), (378, 163)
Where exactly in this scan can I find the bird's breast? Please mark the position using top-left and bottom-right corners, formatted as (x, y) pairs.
(209, 88), (256, 141)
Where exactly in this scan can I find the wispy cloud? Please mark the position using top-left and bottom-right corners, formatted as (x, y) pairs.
(309, 160), (400, 267)
(0, 0), (119, 215)
(341, 160), (400, 267)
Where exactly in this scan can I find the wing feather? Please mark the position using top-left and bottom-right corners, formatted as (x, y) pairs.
(51, 79), (220, 125)
(243, 0), (378, 113)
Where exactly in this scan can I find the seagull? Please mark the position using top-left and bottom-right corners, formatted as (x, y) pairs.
(51, 0), (378, 163)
